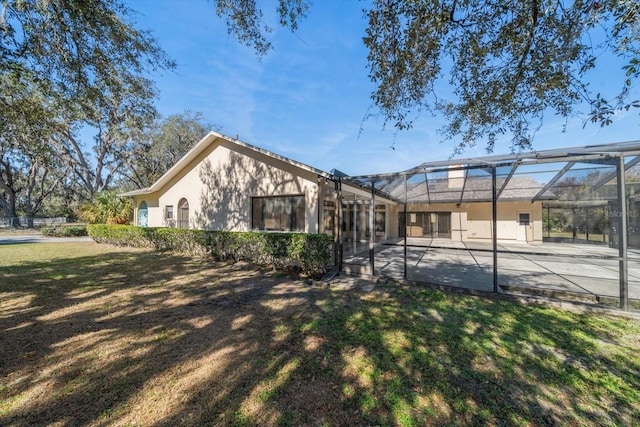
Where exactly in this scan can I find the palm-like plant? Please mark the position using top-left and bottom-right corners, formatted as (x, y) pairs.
(79, 191), (134, 224)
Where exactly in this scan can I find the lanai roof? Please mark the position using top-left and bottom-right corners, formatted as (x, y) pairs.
(344, 140), (640, 205)
(384, 175), (548, 204)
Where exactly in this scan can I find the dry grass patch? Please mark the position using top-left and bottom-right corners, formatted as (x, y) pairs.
(0, 241), (639, 426)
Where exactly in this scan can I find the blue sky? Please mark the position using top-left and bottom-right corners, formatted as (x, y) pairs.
(130, 0), (640, 176)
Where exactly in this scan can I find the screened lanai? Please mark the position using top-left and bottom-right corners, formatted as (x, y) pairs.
(334, 141), (640, 311)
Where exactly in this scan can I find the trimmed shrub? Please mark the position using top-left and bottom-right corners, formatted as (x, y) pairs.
(87, 224), (153, 247)
(154, 228), (209, 256)
(40, 224), (88, 237)
(87, 225), (332, 275)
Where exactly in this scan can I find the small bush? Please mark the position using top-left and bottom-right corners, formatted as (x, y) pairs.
(40, 225), (88, 237)
(87, 225), (332, 275)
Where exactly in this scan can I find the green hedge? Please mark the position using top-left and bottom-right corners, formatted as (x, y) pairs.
(40, 224), (88, 237)
(87, 224), (331, 275)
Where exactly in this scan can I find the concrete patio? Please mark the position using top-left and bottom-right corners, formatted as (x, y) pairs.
(343, 238), (640, 304)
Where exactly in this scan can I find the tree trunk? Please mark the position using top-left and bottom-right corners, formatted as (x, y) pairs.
(0, 160), (21, 227)
(0, 194), (21, 227)
(25, 206), (34, 228)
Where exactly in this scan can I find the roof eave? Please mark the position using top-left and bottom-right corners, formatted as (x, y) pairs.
(119, 188), (152, 197)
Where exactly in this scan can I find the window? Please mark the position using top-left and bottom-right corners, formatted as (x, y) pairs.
(178, 198), (189, 229)
(375, 204), (386, 234)
(138, 201), (148, 227)
(165, 205), (174, 227)
(252, 195), (305, 232)
(341, 203), (355, 233)
(323, 200), (335, 235)
(399, 211), (451, 238)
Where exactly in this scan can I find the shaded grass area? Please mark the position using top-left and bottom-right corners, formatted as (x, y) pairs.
(1, 242), (639, 426)
(0, 228), (41, 236)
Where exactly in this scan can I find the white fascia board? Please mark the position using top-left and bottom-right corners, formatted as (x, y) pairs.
(120, 188), (151, 197)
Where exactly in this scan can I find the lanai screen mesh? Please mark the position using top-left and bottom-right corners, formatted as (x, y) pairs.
(338, 142), (640, 310)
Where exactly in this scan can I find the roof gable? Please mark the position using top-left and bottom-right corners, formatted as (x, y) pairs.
(123, 131), (333, 196)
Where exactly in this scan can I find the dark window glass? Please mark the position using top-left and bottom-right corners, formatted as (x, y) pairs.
(139, 201), (148, 227)
(178, 198), (189, 229)
(252, 196), (305, 232)
(323, 199), (335, 235)
(400, 211), (451, 238)
(375, 211), (385, 233)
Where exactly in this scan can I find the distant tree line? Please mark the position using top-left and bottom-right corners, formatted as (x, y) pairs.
(0, 105), (215, 225)
(543, 167), (640, 241)
(0, 1), (215, 226)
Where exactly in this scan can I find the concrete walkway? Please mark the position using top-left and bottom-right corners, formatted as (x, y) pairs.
(0, 235), (93, 245)
(344, 238), (640, 303)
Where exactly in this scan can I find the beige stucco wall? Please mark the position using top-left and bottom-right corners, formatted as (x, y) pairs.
(387, 204), (399, 239)
(129, 136), (543, 242)
(465, 201), (543, 243)
(384, 200), (543, 243)
(132, 139), (321, 232)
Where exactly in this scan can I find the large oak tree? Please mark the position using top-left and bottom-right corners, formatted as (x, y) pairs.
(122, 111), (220, 189)
(214, 0), (640, 152)
(0, 0), (174, 220)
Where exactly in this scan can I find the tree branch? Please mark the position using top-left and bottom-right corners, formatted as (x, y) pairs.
(515, 0), (539, 83)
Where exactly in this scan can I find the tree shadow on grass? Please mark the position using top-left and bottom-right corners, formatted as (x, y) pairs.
(297, 287), (640, 426)
(0, 249), (333, 426)
(1, 249), (639, 426)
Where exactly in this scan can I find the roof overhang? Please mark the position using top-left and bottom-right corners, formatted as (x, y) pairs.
(120, 188), (151, 197)
(121, 131), (336, 197)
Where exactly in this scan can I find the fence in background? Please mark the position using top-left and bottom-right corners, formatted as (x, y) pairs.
(0, 217), (68, 228)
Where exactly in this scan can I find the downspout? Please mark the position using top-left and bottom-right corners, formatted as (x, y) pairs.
(353, 195), (357, 254)
(332, 178), (339, 266)
(317, 176), (322, 234)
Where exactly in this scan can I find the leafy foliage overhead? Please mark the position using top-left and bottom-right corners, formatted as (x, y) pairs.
(214, 0), (311, 56)
(214, 0), (640, 152)
(0, 0), (175, 217)
(124, 111), (219, 189)
(0, 0), (174, 106)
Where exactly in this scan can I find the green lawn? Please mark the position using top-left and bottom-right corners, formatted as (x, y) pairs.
(0, 228), (40, 236)
(1, 242), (639, 426)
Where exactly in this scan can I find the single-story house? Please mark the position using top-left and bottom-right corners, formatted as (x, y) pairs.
(123, 131), (547, 245)
(122, 132), (389, 237)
